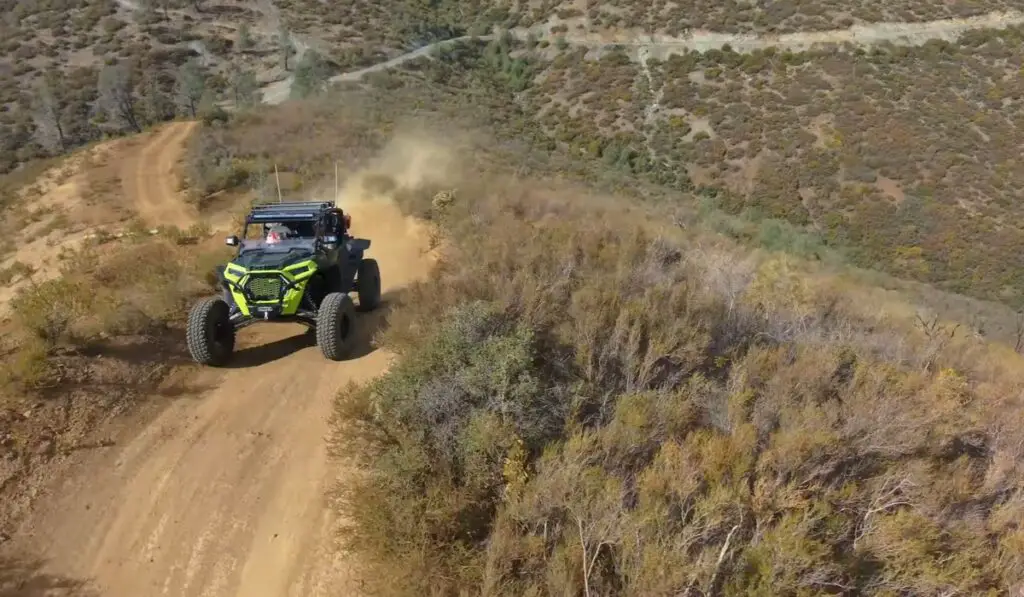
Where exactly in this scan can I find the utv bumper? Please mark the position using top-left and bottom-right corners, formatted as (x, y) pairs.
(251, 304), (283, 319)
(221, 269), (317, 328)
(228, 303), (316, 329)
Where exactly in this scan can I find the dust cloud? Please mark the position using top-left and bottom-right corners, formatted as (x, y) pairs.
(321, 129), (466, 287)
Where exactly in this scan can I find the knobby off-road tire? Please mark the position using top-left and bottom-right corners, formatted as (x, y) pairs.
(355, 258), (381, 312)
(316, 292), (357, 361)
(186, 296), (236, 366)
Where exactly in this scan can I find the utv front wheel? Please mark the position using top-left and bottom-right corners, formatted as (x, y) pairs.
(186, 296), (236, 366)
(356, 258), (382, 312)
(316, 292), (357, 361)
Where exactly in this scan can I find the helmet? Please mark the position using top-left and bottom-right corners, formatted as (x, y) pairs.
(265, 224), (291, 244)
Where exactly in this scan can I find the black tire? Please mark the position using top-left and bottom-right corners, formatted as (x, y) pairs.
(355, 258), (382, 312)
(186, 296), (236, 366)
(316, 292), (357, 361)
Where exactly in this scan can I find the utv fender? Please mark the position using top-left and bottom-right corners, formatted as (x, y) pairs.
(347, 238), (371, 251)
(356, 258), (382, 312)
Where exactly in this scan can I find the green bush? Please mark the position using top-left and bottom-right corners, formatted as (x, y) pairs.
(12, 277), (90, 344)
(332, 300), (557, 592)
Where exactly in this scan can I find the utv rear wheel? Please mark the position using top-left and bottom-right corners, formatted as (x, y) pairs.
(186, 296), (235, 366)
(316, 292), (357, 361)
(356, 258), (381, 312)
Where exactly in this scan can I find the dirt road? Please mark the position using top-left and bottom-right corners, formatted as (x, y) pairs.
(6, 126), (434, 596)
(532, 9), (1024, 53)
(23, 326), (405, 596)
(257, 10), (1024, 105)
(120, 121), (200, 229)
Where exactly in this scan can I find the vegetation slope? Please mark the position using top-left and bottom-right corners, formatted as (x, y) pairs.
(190, 47), (1024, 593)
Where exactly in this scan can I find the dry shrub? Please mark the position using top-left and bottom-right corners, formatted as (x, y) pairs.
(330, 169), (1024, 597)
(3, 234), (223, 390)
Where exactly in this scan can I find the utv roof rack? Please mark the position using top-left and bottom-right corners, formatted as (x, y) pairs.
(246, 200), (338, 222)
(249, 200), (337, 212)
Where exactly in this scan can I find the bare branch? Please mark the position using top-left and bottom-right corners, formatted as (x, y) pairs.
(707, 523), (741, 594)
(576, 515), (591, 597)
(97, 62), (142, 133)
(854, 476), (916, 550)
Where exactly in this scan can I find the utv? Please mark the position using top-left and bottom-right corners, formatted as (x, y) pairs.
(185, 200), (382, 366)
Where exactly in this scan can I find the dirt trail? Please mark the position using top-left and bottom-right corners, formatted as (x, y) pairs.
(121, 121), (200, 229)
(257, 9), (1024, 104)
(536, 9), (1024, 53)
(17, 199), (429, 596)
(7, 125), (437, 596)
(0, 122), (208, 317)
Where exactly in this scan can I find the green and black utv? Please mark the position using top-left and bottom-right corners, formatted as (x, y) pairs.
(185, 200), (382, 366)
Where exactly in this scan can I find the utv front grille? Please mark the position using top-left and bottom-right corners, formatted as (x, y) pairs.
(245, 275), (283, 301)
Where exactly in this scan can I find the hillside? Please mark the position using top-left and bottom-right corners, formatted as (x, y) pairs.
(280, 0), (1024, 38)
(196, 83), (1024, 595)
(8, 1), (1024, 305)
(0, 0), (342, 174)
(1, 2), (1024, 596)
(337, 22), (1024, 308)
(516, 29), (1024, 306)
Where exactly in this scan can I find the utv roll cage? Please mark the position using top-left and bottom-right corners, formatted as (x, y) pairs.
(227, 200), (353, 247)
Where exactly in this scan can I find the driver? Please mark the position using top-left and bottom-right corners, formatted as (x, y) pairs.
(265, 224), (292, 244)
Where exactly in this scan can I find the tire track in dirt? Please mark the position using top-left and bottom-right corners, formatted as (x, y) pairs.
(27, 339), (388, 596)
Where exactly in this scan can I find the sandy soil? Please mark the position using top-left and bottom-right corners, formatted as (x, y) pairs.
(1, 122), (436, 597)
(0, 121), (205, 317)
(15, 325), (393, 597)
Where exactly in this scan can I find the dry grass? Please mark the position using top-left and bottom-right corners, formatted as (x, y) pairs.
(362, 28), (1024, 310)
(0, 225), (228, 514)
(323, 166), (1024, 596)
(1, 227), (224, 390)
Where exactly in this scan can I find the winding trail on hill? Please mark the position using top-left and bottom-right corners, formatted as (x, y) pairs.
(6, 123), (433, 596)
(257, 9), (1024, 105)
(531, 9), (1024, 53)
(121, 121), (201, 229)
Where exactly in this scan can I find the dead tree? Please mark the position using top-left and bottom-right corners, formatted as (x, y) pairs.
(31, 75), (67, 153)
(97, 62), (142, 133)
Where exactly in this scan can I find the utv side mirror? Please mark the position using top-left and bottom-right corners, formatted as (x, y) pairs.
(225, 235), (240, 247)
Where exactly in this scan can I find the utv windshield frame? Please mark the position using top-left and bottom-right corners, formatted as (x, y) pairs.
(240, 201), (343, 243)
